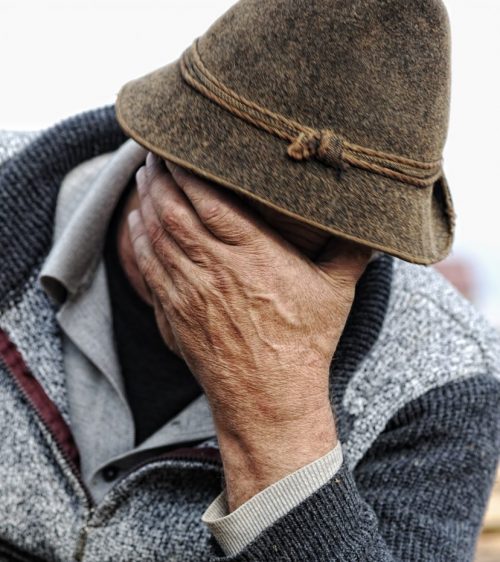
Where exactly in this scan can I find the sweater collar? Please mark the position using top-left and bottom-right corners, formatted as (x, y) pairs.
(0, 104), (128, 308)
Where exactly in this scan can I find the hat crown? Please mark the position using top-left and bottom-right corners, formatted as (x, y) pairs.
(197, 0), (451, 161)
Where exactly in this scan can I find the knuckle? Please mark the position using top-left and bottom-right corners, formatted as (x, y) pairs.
(147, 222), (166, 251)
(183, 178), (200, 193)
(163, 287), (190, 320)
(159, 243), (181, 270)
(139, 255), (159, 284)
(182, 237), (206, 260)
(172, 207), (191, 231)
(159, 202), (187, 232)
(144, 224), (179, 270)
(212, 266), (236, 293)
(202, 202), (230, 225)
(129, 228), (144, 246)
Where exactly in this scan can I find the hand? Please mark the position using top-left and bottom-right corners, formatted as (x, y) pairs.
(128, 151), (372, 508)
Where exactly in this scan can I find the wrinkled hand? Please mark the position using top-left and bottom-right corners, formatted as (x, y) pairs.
(128, 151), (372, 508)
(129, 151), (370, 422)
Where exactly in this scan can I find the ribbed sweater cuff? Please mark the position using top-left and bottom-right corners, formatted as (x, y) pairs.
(202, 441), (343, 557)
(206, 457), (385, 561)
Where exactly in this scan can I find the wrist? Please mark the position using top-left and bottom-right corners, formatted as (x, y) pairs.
(215, 405), (338, 511)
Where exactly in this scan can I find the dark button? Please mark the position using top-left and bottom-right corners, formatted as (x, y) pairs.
(102, 465), (120, 482)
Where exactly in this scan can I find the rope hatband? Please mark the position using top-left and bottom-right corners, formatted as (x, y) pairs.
(179, 39), (443, 188)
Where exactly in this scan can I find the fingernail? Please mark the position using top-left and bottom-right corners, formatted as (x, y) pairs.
(146, 151), (158, 167)
(128, 209), (141, 229)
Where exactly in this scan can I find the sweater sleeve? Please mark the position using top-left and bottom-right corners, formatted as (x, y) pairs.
(206, 373), (500, 561)
(202, 441), (343, 555)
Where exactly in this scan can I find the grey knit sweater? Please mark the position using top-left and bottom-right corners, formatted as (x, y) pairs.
(0, 105), (500, 562)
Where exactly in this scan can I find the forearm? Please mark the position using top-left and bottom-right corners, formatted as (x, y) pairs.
(215, 404), (338, 511)
(203, 374), (500, 561)
(205, 456), (398, 562)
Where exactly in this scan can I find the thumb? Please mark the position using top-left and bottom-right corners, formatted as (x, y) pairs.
(314, 236), (373, 285)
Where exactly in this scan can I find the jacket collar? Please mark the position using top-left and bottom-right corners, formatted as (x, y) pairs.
(0, 104), (128, 308)
(38, 139), (147, 305)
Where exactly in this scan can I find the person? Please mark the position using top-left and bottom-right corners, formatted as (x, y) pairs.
(1, 1), (499, 560)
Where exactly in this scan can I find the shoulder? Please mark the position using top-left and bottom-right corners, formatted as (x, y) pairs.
(388, 258), (500, 377)
(0, 130), (42, 168)
(343, 257), (500, 467)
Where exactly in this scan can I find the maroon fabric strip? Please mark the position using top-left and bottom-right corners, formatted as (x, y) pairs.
(0, 328), (221, 471)
(0, 328), (81, 469)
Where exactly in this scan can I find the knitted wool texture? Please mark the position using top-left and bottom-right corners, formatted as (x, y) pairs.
(0, 106), (499, 561)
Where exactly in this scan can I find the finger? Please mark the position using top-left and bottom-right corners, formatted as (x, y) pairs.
(136, 166), (201, 277)
(315, 237), (373, 285)
(150, 291), (184, 360)
(127, 208), (176, 310)
(162, 157), (267, 246)
(140, 156), (222, 265)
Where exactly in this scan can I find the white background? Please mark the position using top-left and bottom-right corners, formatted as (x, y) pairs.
(1, 0), (499, 324)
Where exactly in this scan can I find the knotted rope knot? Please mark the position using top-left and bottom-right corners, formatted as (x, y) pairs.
(287, 129), (350, 175)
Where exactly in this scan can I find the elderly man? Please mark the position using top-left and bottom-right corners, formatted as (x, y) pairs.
(1, 0), (500, 561)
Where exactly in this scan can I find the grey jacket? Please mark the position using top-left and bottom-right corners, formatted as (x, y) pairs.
(0, 105), (499, 562)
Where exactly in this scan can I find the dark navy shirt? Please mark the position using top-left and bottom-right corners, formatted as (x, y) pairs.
(103, 175), (202, 445)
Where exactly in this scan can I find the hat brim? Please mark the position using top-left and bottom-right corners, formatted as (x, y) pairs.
(115, 60), (455, 265)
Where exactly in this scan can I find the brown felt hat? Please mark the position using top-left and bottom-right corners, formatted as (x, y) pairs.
(115, 0), (456, 265)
